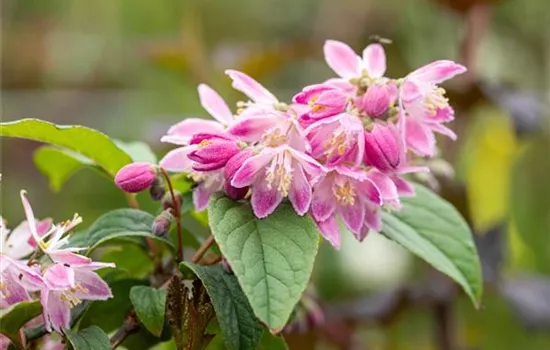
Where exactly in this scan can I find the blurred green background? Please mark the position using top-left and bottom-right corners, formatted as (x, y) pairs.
(2, 0), (550, 349)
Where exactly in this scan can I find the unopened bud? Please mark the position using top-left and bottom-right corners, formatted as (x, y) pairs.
(364, 123), (405, 172)
(223, 149), (253, 200)
(149, 177), (166, 201)
(115, 162), (157, 193)
(152, 210), (173, 236)
(162, 190), (183, 211)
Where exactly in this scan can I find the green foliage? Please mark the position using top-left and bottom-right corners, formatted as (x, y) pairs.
(208, 194), (319, 332)
(381, 183), (483, 307)
(130, 286), (168, 337)
(0, 301), (42, 347)
(115, 140), (158, 163)
(65, 326), (111, 350)
(85, 209), (174, 253)
(182, 263), (263, 350)
(0, 118), (132, 176)
(256, 332), (288, 350)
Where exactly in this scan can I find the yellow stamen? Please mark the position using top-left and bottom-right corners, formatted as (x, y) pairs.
(335, 182), (356, 206)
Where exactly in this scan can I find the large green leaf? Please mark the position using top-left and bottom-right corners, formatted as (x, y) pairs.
(380, 183), (482, 306)
(208, 195), (319, 332)
(115, 140), (158, 164)
(130, 286), (168, 337)
(510, 136), (550, 272)
(256, 332), (288, 350)
(182, 263), (263, 350)
(84, 209), (174, 253)
(0, 301), (42, 344)
(0, 118), (131, 176)
(65, 326), (111, 350)
(33, 146), (105, 192)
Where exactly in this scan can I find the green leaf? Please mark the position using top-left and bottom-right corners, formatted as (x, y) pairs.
(510, 136), (550, 272)
(33, 146), (105, 192)
(80, 279), (148, 333)
(0, 301), (42, 339)
(130, 286), (168, 337)
(115, 140), (158, 163)
(181, 263), (263, 350)
(65, 326), (111, 350)
(380, 183), (482, 306)
(0, 118), (132, 176)
(84, 209), (174, 253)
(256, 332), (288, 350)
(208, 195), (319, 332)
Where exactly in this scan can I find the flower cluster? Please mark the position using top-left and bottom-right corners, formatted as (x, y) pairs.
(155, 39), (465, 248)
(0, 191), (114, 339)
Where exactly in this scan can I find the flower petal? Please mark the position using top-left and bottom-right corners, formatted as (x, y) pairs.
(367, 171), (399, 207)
(232, 150), (275, 188)
(159, 146), (197, 173)
(73, 270), (112, 300)
(405, 118), (436, 157)
(392, 176), (415, 196)
(338, 202), (365, 234)
(287, 147), (323, 178)
(362, 43), (386, 78)
(323, 40), (361, 79)
(364, 204), (382, 232)
(316, 216), (341, 249)
(227, 114), (278, 142)
(225, 70), (277, 104)
(198, 84), (233, 125)
(49, 251), (91, 266)
(288, 164), (312, 216)
(311, 176), (336, 222)
(193, 184), (214, 212)
(163, 118), (225, 144)
(251, 181), (283, 219)
(19, 190), (41, 247)
(41, 290), (70, 333)
(411, 60), (467, 84)
(44, 264), (75, 290)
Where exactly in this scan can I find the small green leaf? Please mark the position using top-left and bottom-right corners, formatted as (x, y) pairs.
(130, 286), (168, 337)
(0, 118), (132, 176)
(65, 326), (111, 350)
(381, 183), (483, 306)
(115, 140), (158, 163)
(0, 301), (42, 339)
(33, 146), (105, 192)
(257, 332), (288, 350)
(84, 209), (174, 253)
(208, 195), (319, 332)
(182, 263), (263, 350)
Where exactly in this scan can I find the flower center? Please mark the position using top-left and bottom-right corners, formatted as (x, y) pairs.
(265, 151), (293, 197)
(60, 284), (88, 308)
(323, 132), (348, 158)
(424, 87), (448, 116)
(262, 128), (288, 148)
(335, 182), (356, 206)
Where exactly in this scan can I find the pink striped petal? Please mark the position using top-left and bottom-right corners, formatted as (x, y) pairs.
(323, 40), (361, 79)
(316, 216), (341, 249)
(198, 84), (233, 125)
(164, 119), (225, 143)
(339, 203), (365, 234)
(193, 184), (214, 212)
(227, 114), (278, 142)
(364, 204), (382, 232)
(287, 147), (323, 177)
(159, 146), (196, 173)
(19, 191), (40, 244)
(363, 43), (386, 78)
(411, 60), (467, 84)
(73, 270), (112, 300)
(429, 122), (457, 140)
(311, 177), (336, 221)
(225, 70), (277, 104)
(232, 150), (275, 188)
(289, 165), (312, 216)
(392, 176), (415, 196)
(41, 290), (70, 332)
(44, 264), (75, 290)
(405, 119), (436, 157)
(251, 181), (283, 219)
(367, 171), (399, 206)
(49, 251), (91, 266)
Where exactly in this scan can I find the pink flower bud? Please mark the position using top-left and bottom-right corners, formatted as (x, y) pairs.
(223, 149), (253, 200)
(114, 162), (157, 193)
(359, 83), (395, 118)
(364, 123), (405, 172)
(152, 210), (173, 236)
(294, 83), (347, 120)
(188, 140), (241, 172)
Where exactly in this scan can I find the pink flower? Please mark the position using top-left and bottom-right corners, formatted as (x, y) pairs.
(41, 253), (114, 332)
(114, 162), (157, 193)
(358, 82), (397, 118)
(1, 216), (52, 260)
(364, 122), (406, 172)
(0, 255), (44, 306)
(293, 83), (348, 120)
(400, 60), (466, 156)
(188, 134), (241, 172)
(323, 40), (387, 80)
(306, 113), (365, 167)
(231, 146), (324, 218)
(311, 167), (383, 247)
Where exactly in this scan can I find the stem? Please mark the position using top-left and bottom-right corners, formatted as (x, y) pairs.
(110, 312), (140, 349)
(433, 301), (454, 350)
(191, 236), (215, 263)
(126, 193), (158, 254)
(160, 168), (184, 262)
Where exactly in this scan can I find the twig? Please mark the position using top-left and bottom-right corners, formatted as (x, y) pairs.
(125, 193), (158, 255)
(160, 168), (184, 262)
(110, 312), (140, 349)
(191, 236), (215, 264)
(433, 301), (454, 350)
